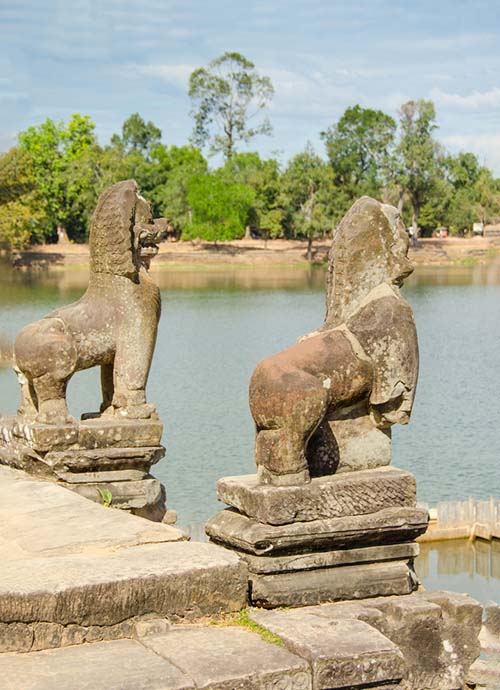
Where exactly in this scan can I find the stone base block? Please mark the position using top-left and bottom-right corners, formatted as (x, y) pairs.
(1, 416), (163, 452)
(240, 542), (419, 574)
(250, 560), (416, 607)
(217, 466), (416, 525)
(206, 506), (429, 555)
(0, 416), (170, 522)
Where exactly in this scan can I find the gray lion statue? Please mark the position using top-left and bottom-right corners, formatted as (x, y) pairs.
(14, 180), (172, 424)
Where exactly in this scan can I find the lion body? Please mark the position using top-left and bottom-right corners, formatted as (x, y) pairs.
(14, 180), (166, 423)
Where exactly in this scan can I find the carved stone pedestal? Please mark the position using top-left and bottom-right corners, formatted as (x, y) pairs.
(0, 416), (174, 523)
(206, 467), (428, 607)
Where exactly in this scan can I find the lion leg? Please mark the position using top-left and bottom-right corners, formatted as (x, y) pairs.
(14, 318), (77, 425)
(33, 373), (75, 424)
(110, 321), (157, 419)
(14, 362), (38, 420)
(250, 361), (330, 485)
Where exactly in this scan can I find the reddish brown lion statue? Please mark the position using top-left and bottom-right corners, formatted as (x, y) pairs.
(249, 196), (418, 486)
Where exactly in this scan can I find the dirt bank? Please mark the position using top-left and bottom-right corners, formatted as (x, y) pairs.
(11, 236), (499, 270)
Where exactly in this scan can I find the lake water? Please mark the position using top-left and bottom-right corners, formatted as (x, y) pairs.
(1, 260), (500, 599)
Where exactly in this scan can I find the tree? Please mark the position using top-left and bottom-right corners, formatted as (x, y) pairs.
(321, 105), (396, 199)
(0, 148), (46, 250)
(280, 145), (338, 260)
(18, 114), (98, 241)
(184, 172), (255, 241)
(152, 145), (207, 234)
(218, 152), (283, 237)
(189, 52), (274, 159)
(110, 113), (162, 156)
(396, 100), (439, 240)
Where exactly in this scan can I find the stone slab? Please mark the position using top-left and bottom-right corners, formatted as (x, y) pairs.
(250, 560), (415, 607)
(206, 506), (429, 555)
(142, 626), (312, 690)
(249, 608), (405, 689)
(0, 467), (183, 557)
(0, 639), (194, 690)
(299, 591), (483, 690)
(56, 468), (149, 483)
(218, 467), (416, 525)
(1, 416), (163, 452)
(241, 542), (419, 574)
(66, 476), (163, 510)
(0, 541), (247, 633)
(47, 446), (165, 472)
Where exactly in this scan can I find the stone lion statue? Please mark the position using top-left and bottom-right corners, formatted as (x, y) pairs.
(14, 180), (172, 424)
(249, 196), (419, 485)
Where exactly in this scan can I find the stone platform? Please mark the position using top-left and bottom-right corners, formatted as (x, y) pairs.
(207, 467), (428, 607)
(0, 466), (247, 653)
(0, 593), (482, 690)
(0, 416), (170, 521)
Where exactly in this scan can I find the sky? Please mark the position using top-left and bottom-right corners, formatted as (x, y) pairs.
(1, 0), (500, 172)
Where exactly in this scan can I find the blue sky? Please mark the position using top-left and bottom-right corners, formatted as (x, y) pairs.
(1, 0), (500, 172)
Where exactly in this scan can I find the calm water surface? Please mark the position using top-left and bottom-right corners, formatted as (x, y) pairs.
(1, 261), (499, 598)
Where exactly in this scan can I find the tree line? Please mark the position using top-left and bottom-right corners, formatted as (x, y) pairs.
(0, 52), (499, 253)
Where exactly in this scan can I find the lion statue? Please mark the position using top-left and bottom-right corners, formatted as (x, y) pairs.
(14, 180), (172, 424)
(249, 196), (419, 485)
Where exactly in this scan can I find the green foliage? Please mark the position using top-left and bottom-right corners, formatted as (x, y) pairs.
(189, 52), (274, 159)
(18, 114), (98, 240)
(218, 152), (284, 236)
(396, 100), (440, 235)
(321, 105), (396, 198)
(97, 488), (113, 507)
(111, 112), (162, 155)
(184, 172), (255, 241)
(213, 609), (284, 647)
(0, 148), (46, 250)
(280, 145), (339, 247)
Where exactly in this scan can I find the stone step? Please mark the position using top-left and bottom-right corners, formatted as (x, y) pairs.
(0, 620), (405, 690)
(0, 594), (482, 689)
(0, 467), (247, 652)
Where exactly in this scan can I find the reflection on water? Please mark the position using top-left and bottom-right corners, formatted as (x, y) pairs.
(416, 539), (500, 604)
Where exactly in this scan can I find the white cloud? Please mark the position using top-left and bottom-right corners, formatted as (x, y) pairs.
(431, 86), (500, 109)
(134, 63), (195, 89)
(442, 134), (500, 175)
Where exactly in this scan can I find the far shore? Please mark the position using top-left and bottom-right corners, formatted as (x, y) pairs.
(9, 235), (500, 271)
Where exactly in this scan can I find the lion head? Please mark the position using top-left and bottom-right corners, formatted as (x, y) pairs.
(325, 196), (413, 326)
(89, 180), (171, 277)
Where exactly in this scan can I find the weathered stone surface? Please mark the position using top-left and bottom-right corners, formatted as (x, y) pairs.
(56, 468), (149, 483)
(206, 506), (428, 555)
(0, 541), (247, 632)
(0, 639), (194, 690)
(250, 592), (482, 690)
(308, 400), (392, 476)
(12, 181), (173, 426)
(311, 591), (483, 690)
(241, 542), (419, 574)
(250, 560), (415, 607)
(248, 197), (418, 485)
(249, 608), (405, 689)
(3, 417), (164, 452)
(66, 476), (164, 510)
(0, 467), (183, 557)
(217, 467), (416, 525)
(46, 445), (165, 471)
(142, 626), (312, 690)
